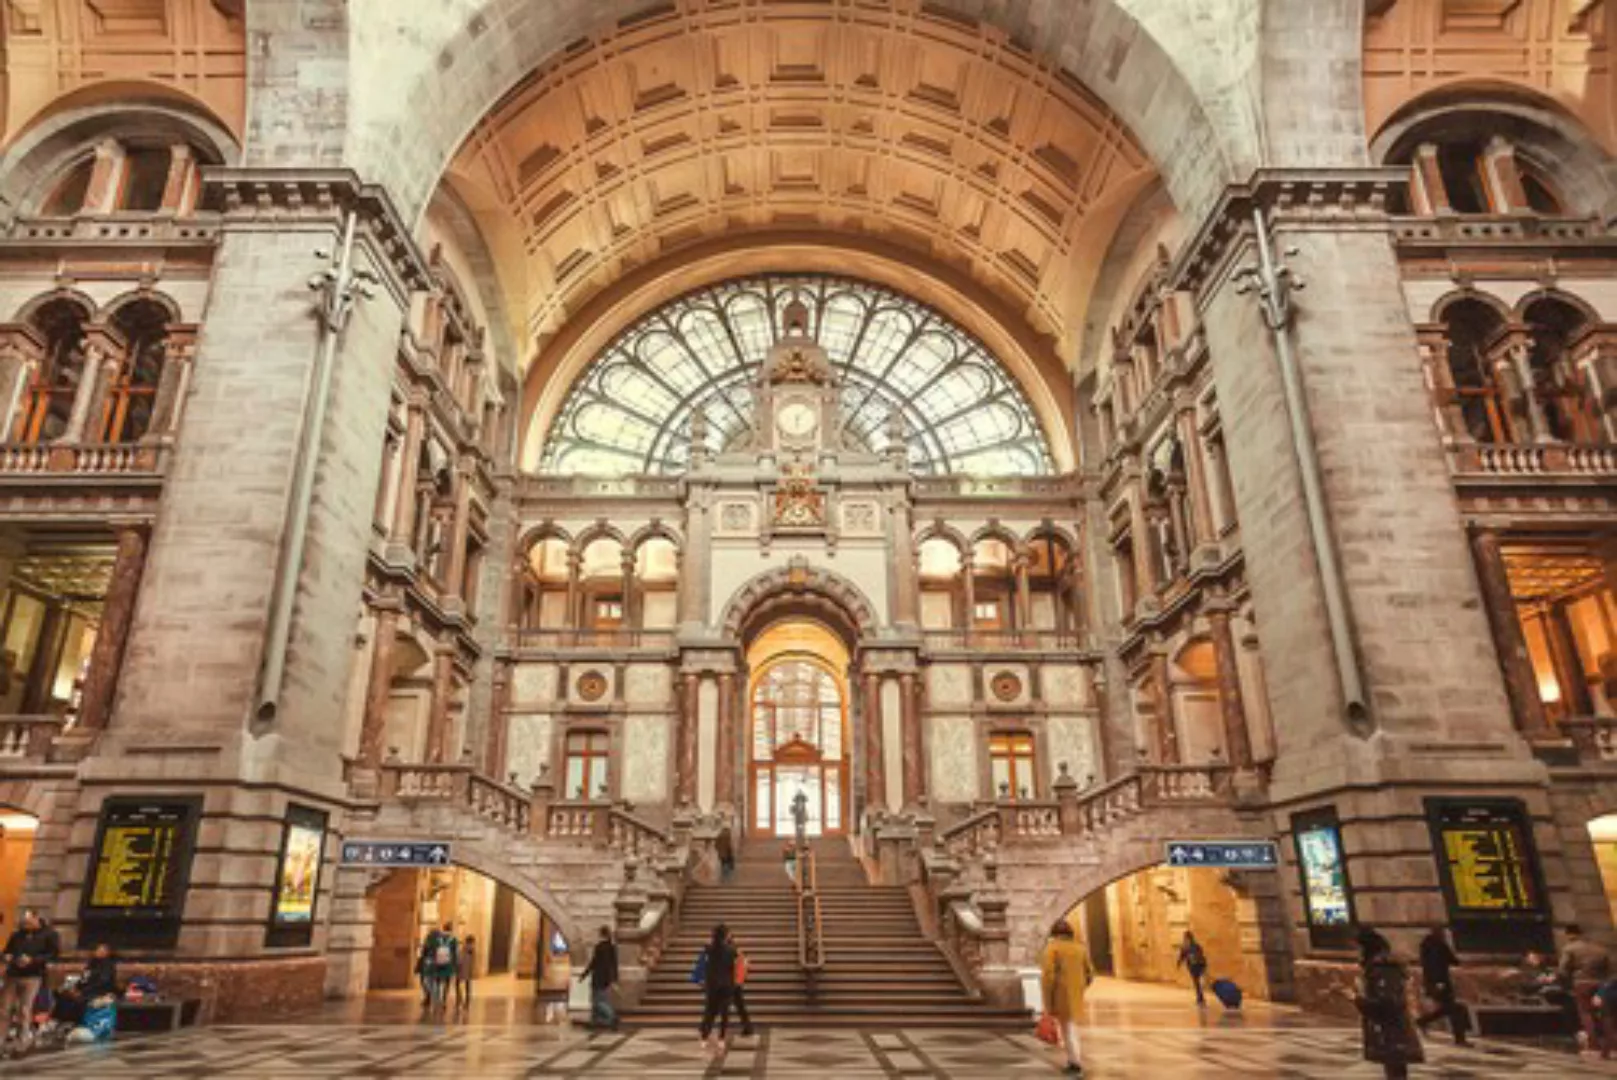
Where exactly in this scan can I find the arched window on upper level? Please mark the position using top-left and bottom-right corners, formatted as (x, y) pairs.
(32, 139), (205, 217)
(102, 300), (171, 444)
(12, 299), (90, 443)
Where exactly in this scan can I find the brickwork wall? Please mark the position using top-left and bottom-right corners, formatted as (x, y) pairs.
(245, 0), (350, 168)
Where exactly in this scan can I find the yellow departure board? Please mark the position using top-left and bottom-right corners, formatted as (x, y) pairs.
(85, 803), (195, 912)
(1436, 812), (1539, 912)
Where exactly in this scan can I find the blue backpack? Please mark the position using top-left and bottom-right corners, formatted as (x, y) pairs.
(689, 948), (708, 985)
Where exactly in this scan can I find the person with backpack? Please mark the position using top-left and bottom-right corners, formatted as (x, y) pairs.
(1176, 930), (1209, 1006)
(423, 922), (458, 1012)
(1039, 918), (1094, 1077)
(696, 923), (737, 1055)
(454, 934), (478, 1010)
(579, 926), (619, 1030)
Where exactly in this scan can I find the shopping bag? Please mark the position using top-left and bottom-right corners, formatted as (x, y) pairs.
(1035, 1013), (1061, 1045)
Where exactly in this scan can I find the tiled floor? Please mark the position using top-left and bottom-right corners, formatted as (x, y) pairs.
(0, 980), (1606, 1078)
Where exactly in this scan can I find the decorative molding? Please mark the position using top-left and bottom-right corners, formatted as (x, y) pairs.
(719, 557), (878, 639)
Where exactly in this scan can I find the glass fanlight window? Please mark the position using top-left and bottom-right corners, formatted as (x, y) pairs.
(540, 274), (1053, 477)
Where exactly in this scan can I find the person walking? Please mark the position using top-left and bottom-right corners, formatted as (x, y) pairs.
(1415, 925), (1470, 1046)
(716, 826), (736, 884)
(423, 922), (458, 1013)
(454, 934), (478, 1010)
(1176, 930), (1209, 1007)
(1559, 923), (1613, 1055)
(1353, 927), (1424, 1080)
(697, 923), (738, 1055)
(727, 931), (755, 1037)
(0, 910), (59, 1046)
(1039, 918), (1094, 1077)
(579, 927), (619, 1031)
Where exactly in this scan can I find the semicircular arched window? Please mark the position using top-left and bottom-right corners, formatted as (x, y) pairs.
(539, 274), (1054, 477)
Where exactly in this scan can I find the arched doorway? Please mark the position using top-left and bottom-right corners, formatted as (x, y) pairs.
(745, 620), (851, 839)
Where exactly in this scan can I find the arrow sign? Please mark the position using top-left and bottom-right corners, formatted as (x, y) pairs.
(1165, 840), (1279, 870)
(340, 841), (455, 868)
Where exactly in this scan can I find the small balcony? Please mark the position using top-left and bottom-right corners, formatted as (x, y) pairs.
(510, 627), (677, 654)
(922, 628), (1091, 655)
(0, 715), (72, 776)
(0, 442), (170, 477)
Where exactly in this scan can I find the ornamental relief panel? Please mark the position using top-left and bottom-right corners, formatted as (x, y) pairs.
(623, 663), (673, 705)
(510, 662), (559, 706)
(839, 498), (881, 537)
(926, 663), (973, 707)
(928, 714), (979, 804)
(715, 498), (760, 537)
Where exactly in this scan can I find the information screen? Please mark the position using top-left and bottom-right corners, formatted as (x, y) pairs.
(1426, 798), (1552, 952)
(86, 801), (195, 913)
(1292, 806), (1356, 948)
(273, 810), (326, 925)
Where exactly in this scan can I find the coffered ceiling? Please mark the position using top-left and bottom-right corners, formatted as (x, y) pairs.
(445, 0), (1154, 374)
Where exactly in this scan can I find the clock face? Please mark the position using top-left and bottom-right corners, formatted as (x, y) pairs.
(777, 401), (819, 439)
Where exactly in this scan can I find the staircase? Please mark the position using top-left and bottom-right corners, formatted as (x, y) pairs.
(623, 838), (1031, 1028)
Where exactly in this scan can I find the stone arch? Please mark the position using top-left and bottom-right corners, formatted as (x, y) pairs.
(1427, 287), (1512, 326)
(347, 0), (1240, 234)
(913, 521), (970, 555)
(969, 523), (1022, 553)
(438, 846), (589, 957)
(1514, 287), (1602, 326)
(1024, 522), (1079, 551)
(719, 560), (879, 645)
(101, 287), (187, 326)
(627, 521), (684, 553)
(11, 287), (96, 324)
(515, 522), (573, 554)
(571, 522), (630, 555)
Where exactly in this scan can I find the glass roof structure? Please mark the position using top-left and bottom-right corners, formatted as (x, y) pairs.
(539, 274), (1054, 477)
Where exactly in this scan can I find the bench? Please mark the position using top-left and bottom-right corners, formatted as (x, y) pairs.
(1470, 1002), (1578, 1037)
(114, 999), (201, 1033)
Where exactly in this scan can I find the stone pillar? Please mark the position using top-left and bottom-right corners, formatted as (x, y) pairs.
(1505, 338), (1554, 443)
(1481, 136), (1528, 214)
(1177, 409), (1214, 545)
(159, 144), (196, 213)
(716, 671), (736, 806)
(81, 139), (125, 214)
(147, 332), (195, 442)
(1470, 529), (1550, 737)
(485, 662), (512, 780)
(960, 555), (976, 634)
(1545, 602), (1594, 717)
(889, 497), (919, 628)
(1409, 144), (1450, 215)
(59, 335), (111, 443)
(20, 601), (66, 713)
(356, 604), (400, 769)
(74, 526), (148, 732)
(1208, 607), (1253, 767)
(900, 671), (924, 807)
(1149, 651), (1178, 764)
(0, 330), (38, 440)
(443, 463), (473, 603)
(565, 551), (582, 629)
(620, 550), (637, 631)
(1129, 485), (1156, 602)
(1012, 550), (1033, 632)
(677, 486), (713, 630)
(388, 396), (426, 551)
(863, 671), (884, 817)
(676, 672), (699, 806)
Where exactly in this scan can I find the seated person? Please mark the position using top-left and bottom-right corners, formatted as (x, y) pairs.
(49, 943), (119, 1028)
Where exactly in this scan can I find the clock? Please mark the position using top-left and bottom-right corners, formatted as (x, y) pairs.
(776, 401), (819, 440)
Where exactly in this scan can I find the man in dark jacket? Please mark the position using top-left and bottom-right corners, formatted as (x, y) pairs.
(1415, 925), (1470, 1046)
(579, 926), (619, 1030)
(1, 910), (60, 1042)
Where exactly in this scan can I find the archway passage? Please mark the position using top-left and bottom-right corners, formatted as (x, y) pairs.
(745, 619), (852, 839)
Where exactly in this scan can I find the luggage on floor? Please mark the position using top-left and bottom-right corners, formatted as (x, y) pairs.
(1212, 979), (1243, 1010)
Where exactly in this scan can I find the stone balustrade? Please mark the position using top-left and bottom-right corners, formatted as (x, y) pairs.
(921, 629), (1089, 653)
(1554, 716), (1617, 766)
(512, 627), (677, 651)
(0, 714), (65, 762)
(0, 442), (168, 477)
(379, 761), (532, 834)
(1453, 442), (1617, 478)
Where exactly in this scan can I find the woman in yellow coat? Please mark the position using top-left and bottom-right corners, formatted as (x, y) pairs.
(1040, 919), (1095, 1076)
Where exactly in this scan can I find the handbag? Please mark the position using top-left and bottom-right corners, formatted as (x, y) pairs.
(1035, 1012), (1061, 1045)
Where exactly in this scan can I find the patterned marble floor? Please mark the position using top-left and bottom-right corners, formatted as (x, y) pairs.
(0, 1022), (1608, 1079)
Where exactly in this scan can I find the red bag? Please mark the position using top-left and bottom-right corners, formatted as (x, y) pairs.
(1035, 1013), (1061, 1045)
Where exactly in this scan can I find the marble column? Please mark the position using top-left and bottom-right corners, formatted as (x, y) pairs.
(889, 498), (919, 627)
(356, 604), (400, 768)
(426, 650), (456, 763)
(1208, 608), (1253, 767)
(485, 662), (511, 780)
(147, 334), (195, 442)
(900, 672), (924, 807)
(1177, 409), (1214, 545)
(59, 339), (109, 443)
(1545, 601), (1594, 717)
(1013, 551), (1033, 632)
(1470, 530), (1550, 736)
(676, 673), (699, 806)
(1149, 652), (1178, 764)
(862, 671), (884, 816)
(960, 556), (976, 636)
(388, 398), (426, 549)
(620, 551), (638, 632)
(716, 672), (736, 806)
(74, 526), (148, 731)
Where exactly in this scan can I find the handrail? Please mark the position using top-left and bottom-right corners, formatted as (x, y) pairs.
(795, 845), (825, 978)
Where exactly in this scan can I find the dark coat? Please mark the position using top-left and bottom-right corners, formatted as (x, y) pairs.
(583, 940), (619, 990)
(3, 925), (60, 979)
(1356, 956), (1425, 1066)
(1419, 931), (1459, 991)
(703, 941), (737, 992)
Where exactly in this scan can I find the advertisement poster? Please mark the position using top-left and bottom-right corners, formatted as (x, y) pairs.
(1291, 807), (1355, 947)
(268, 805), (328, 946)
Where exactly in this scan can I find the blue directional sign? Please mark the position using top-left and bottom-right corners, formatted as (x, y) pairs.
(1166, 840), (1279, 870)
(340, 841), (452, 867)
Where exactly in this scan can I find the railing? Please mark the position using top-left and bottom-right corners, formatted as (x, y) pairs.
(517, 474), (682, 499)
(922, 629), (1088, 652)
(911, 474), (1085, 499)
(0, 442), (167, 476)
(0, 715), (65, 762)
(795, 846), (825, 978)
(1391, 214), (1605, 245)
(512, 628), (677, 650)
(1457, 442), (1617, 478)
(381, 762), (532, 833)
(539, 798), (674, 857)
(3, 213), (221, 244)
(1555, 716), (1617, 765)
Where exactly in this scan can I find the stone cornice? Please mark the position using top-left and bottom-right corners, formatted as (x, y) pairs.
(1173, 168), (1412, 304)
(199, 167), (432, 306)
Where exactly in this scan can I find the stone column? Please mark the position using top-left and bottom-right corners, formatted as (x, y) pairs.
(485, 662), (512, 780)
(388, 396), (426, 550)
(620, 550), (638, 631)
(147, 332), (195, 442)
(1149, 651), (1178, 764)
(1208, 607), (1252, 767)
(1409, 144), (1450, 215)
(1503, 338), (1554, 443)
(426, 649), (456, 763)
(900, 671), (924, 807)
(1470, 529), (1550, 737)
(863, 671), (884, 816)
(716, 671), (736, 806)
(1545, 601), (1594, 717)
(443, 464), (473, 604)
(889, 497), (919, 627)
(59, 336), (111, 443)
(676, 673), (699, 806)
(1128, 486), (1156, 602)
(74, 525), (148, 731)
(159, 144), (196, 213)
(1012, 550), (1033, 633)
(960, 555), (976, 635)
(81, 139), (125, 214)
(357, 603), (400, 768)
(565, 551), (582, 630)
(1481, 136), (1528, 213)
(677, 486), (713, 630)
(20, 601), (66, 713)
(1177, 409), (1214, 545)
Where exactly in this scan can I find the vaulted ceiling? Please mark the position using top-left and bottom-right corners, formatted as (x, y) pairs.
(444, 0), (1155, 378)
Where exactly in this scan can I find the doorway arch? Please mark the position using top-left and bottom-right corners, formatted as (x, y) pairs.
(745, 623), (851, 839)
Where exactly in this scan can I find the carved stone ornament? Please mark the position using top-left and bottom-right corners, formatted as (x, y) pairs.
(773, 463), (826, 528)
(576, 670), (609, 702)
(990, 671), (1023, 703)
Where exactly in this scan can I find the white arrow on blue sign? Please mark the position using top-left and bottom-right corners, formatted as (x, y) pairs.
(340, 841), (454, 867)
(1165, 840), (1279, 870)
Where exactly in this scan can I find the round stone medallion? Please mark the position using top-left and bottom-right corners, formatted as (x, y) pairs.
(577, 670), (609, 702)
(989, 671), (1023, 703)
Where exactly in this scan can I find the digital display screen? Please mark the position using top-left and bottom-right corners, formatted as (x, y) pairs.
(1426, 798), (1552, 953)
(1292, 806), (1356, 949)
(86, 801), (195, 913)
(272, 808), (326, 926)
